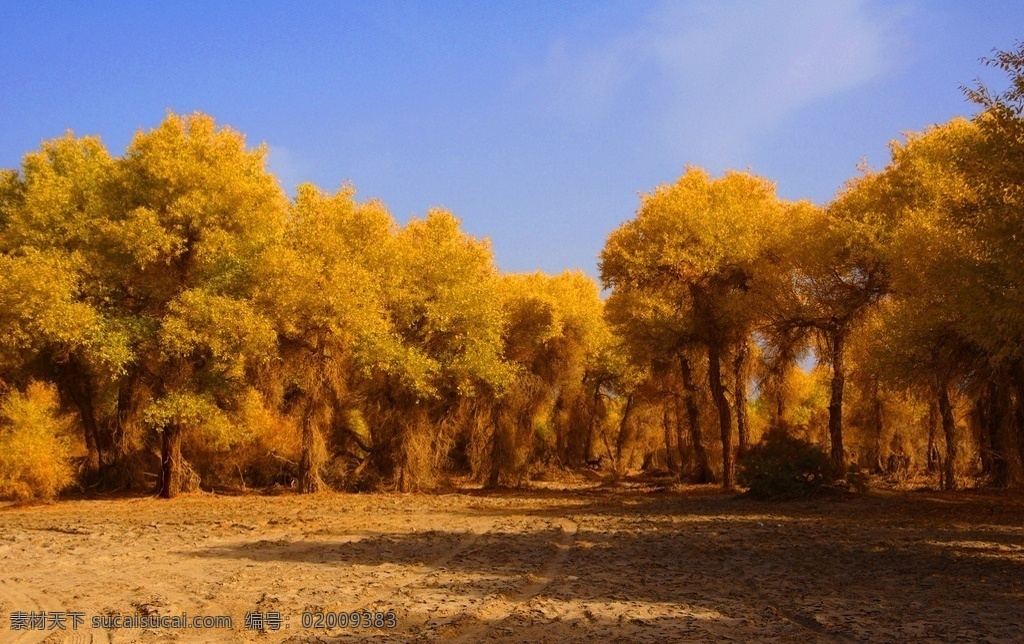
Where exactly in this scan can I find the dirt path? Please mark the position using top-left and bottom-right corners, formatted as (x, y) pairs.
(1, 486), (1023, 642)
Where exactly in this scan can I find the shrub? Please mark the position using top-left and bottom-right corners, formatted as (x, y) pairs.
(0, 382), (76, 501)
(738, 428), (836, 499)
(186, 389), (301, 490)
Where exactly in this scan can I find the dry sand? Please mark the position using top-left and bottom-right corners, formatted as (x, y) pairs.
(1, 483), (1023, 642)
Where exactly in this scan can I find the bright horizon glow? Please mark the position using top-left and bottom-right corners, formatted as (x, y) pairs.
(1, 1), (1021, 278)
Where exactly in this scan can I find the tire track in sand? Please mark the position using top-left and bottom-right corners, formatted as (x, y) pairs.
(350, 525), (489, 615)
(0, 577), (110, 644)
(439, 517), (578, 643)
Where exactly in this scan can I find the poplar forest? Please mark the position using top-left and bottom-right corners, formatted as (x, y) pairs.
(1, 45), (1024, 642)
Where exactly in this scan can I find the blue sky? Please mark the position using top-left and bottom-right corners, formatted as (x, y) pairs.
(1, 1), (1021, 277)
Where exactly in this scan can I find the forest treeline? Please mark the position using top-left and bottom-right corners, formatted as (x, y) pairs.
(2, 46), (1023, 500)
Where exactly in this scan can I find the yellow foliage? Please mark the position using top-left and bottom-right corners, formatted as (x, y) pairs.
(0, 382), (75, 501)
(184, 388), (301, 488)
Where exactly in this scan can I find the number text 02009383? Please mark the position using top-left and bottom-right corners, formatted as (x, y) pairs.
(301, 610), (398, 629)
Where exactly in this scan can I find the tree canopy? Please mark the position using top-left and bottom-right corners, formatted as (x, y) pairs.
(3, 44), (1024, 499)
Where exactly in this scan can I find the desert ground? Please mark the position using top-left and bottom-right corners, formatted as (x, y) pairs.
(1, 482), (1023, 643)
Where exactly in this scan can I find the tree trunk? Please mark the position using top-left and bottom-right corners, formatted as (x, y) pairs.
(679, 355), (714, 483)
(103, 372), (146, 489)
(938, 384), (958, 491)
(53, 355), (103, 475)
(487, 405), (505, 488)
(870, 378), (885, 473)
(988, 379), (1024, 487)
(975, 391), (995, 476)
(614, 395), (634, 468)
(770, 333), (798, 425)
(662, 401), (678, 473)
(826, 329), (847, 474)
(159, 423), (184, 498)
(673, 394), (688, 478)
(775, 362), (788, 425)
(299, 425), (325, 493)
(298, 393), (327, 493)
(585, 383), (602, 463)
(396, 404), (434, 492)
(566, 392), (589, 468)
(488, 390), (524, 488)
(926, 400), (939, 474)
(733, 340), (750, 457)
(1015, 369), (1024, 475)
(707, 341), (733, 489)
(553, 394), (568, 466)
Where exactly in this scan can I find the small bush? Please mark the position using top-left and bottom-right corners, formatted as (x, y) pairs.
(738, 428), (836, 499)
(187, 390), (301, 489)
(0, 382), (76, 502)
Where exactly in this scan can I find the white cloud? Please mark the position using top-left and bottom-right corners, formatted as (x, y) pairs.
(525, 0), (911, 167)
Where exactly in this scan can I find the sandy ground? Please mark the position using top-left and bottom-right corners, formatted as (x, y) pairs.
(1, 483), (1023, 643)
